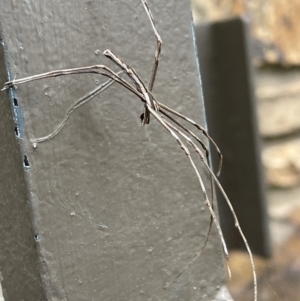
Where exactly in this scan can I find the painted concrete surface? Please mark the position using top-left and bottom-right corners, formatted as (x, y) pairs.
(0, 0), (224, 300)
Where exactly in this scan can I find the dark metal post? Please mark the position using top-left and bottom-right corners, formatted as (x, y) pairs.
(195, 18), (271, 257)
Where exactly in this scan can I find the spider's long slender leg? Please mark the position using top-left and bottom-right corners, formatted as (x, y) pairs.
(138, 0), (162, 124)
(145, 105), (237, 291)
(100, 51), (230, 281)
(2, 66), (147, 105)
(139, 2), (219, 268)
(103, 34), (222, 282)
(147, 91), (218, 272)
(159, 106), (216, 261)
(159, 108), (209, 160)
(158, 117), (230, 281)
(103, 49), (158, 114)
(140, 0), (162, 92)
(30, 72), (124, 143)
(203, 160), (258, 301)
(145, 105), (229, 262)
(158, 101), (223, 176)
(2, 67), (148, 143)
(139, 0), (213, 166)
(160, 116), (257, 301)
(159, 101), (217, 257)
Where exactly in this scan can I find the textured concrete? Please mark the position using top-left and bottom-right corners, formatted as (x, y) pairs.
(0, 0), (224, 300)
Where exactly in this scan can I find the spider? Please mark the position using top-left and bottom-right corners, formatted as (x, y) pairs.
(2, 1), (256, 300)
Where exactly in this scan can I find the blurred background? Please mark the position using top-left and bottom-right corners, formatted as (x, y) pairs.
(191, 0), (300, 300)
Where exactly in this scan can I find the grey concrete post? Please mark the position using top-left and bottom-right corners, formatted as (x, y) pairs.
(0, 1), (225, 300)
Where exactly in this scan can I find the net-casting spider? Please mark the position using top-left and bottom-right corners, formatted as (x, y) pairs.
(2, 1), (257, 300)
